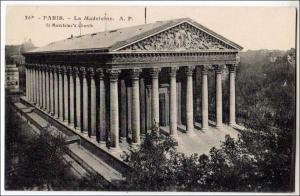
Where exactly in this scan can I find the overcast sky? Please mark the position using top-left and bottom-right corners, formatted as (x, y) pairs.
(5, 5), (296, 51)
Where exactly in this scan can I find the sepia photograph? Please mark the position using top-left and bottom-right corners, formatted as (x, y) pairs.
(1, 1), (299, 195)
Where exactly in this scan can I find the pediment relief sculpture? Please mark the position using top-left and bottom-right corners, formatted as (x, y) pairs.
(119, 23), (234, 51)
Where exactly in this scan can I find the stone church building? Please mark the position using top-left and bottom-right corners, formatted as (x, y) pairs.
(23, 18), (243, 149)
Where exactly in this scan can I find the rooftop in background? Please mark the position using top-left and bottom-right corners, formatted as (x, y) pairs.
(26, 18), (243, 54)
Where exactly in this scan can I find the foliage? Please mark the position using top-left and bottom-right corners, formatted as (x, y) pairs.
(122, 127), (178, 191)
(18, 131), (70, 190)
(5, 103), (108, 191)
(5, 106), (71, 190)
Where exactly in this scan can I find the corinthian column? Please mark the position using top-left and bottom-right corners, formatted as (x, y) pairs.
(89, 68), (97, 136)
(229, 64), (236, 126)
(58, 66), (64, 120)
(43, 66), (47, 111)
(201, 65), (209, 130)
(27, 65), (30, 100)
(42, 66), (46, 110)
(46, 66), (50, 112)
(39, 65), (43, 108)
(150, 68), (160, 129)
(97, 68), (106, 143)
(37, 65), (41, 107)
(215, 64), (223, 128)
(63, 66), (69, 123)
(107, 69), (121, 149)
(39, 66), (43, 108)
(68, 66), (75, 127)
(25, 64), (29, 100)
(54, 66), (59, 118)
(74, 67), (81, 131)
(185, 66), (195, 135)
(131, 69), (142, 144)
(49, 66), (54, 115)
(81, 67), (88, 133)
(33, 65), (37, 104)
(169, 67), (178, 139)
(29, 66), (33, 102)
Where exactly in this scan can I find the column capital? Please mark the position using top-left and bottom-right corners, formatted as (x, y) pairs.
(40, 65), (46, 71)
(214, 64), (225, 74)
(35, 64), (41, 70)
(130, 68), (142, 80)
(107, 69), (121, 81)
(43, 65), (49, 71)
(53, 65), (60, 72)
(96, 68), (105, 79)
(228, 64), (237, 73)
(67, 66), (73, 75)
(150, 68), (161, 79)
(60, 66), (66, 74)
(169, 67), (178, 77)
(57, 65), (64, 74)
(184, 66), (195, 76)
(40, 64), (45, 70)
(80, 67), (88, 77)
(73, 67), (80, 76)
(88, 67), (96, 79)
(201, 65), (210, 75)
(48, 65), (53, 71)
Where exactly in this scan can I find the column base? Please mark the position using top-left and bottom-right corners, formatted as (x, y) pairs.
(170, 134), (179, 140)
(120, 137), (127, 143)
(202, 126), (208, 131)
(170, 134), (179, 145)
(110, 146), (121, 152)
(100, 140), (106, 145)
(69, 123), (75, 128)
(131, 140), (141, 146)
(229, 122), (236, 126)
(130, 143), (140, 151)
(82, 131), (88, 135)
(75, 127), (81, 132)
(170, 134), (179, 146)
(186, 130), (196, 136)
(216, 124), (223, 129)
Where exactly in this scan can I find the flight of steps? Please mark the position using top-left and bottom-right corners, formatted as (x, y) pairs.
(12, 101), (126, 187)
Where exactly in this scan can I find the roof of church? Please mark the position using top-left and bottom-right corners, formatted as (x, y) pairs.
(26, 18), (243, 54)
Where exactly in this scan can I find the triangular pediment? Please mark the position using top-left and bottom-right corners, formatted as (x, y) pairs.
(114, 21), (241, 52)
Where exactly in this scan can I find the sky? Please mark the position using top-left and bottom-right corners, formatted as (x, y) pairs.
(5, 5), (297, 51)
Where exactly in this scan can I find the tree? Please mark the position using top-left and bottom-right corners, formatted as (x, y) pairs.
(122, 127), (178, 191)
(16, 131), (70, 190)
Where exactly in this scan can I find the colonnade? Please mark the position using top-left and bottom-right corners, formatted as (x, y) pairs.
(25, 64), (236, 149)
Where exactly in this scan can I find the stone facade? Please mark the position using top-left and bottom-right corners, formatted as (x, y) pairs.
(23, 18), (242, 150)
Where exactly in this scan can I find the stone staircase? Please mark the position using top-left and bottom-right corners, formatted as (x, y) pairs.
(12, 101), (125, 186)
